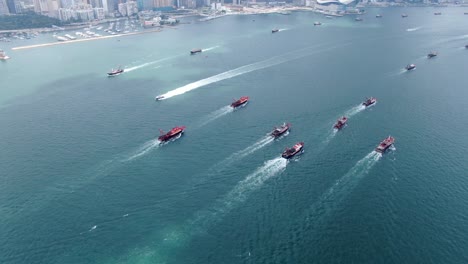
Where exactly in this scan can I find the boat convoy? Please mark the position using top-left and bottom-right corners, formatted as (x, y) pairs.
(154, 96), (394, 160)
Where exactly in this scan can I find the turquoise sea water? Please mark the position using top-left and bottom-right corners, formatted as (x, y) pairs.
(1, 7), (468, 264)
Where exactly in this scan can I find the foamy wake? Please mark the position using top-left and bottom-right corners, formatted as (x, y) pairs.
(324, 104), (366, 143)
(202, 45), (220, 52)
(157, 43), (346, 100)
(191, 157), (288, 230)
(345, 104), (366, 117)
(197, 105), (233, 128)
(217, 136), (275, 168)
(125, 55), (179, 72)
(305, 151), (382, 223)
(113, 157), (289, 264)
(124, 138), (160, 161)
(406, 26), (422, 32)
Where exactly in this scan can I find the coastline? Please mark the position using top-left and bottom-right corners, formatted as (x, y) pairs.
(11, 29), (162, 50)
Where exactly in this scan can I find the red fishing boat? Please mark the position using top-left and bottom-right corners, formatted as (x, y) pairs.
(282, 142), (304, 159)
(375, 136), (395, 153)
(334, 116), (348, 130)
(231, 96), (249, 108)
(158, 126), (186, 143)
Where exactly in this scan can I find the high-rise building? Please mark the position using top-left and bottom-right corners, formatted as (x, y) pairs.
(6, 0), (18, 13)
(179, 0), (194, 8)
(0, 0), (9, 14)
(153, 0), (171, 7)
(93, 6), (104, 18)
(60, 0), (74, 8)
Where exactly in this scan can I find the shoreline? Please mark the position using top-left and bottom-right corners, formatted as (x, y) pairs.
(11, 29), (162, 51)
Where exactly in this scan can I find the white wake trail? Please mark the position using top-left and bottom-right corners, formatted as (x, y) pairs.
(157, 43), (345, 100)
(124, 138), (160, 161)
(305, 151), (382, 222)
(202, 45), (220, 52)
(216, 136), (276, 168)
(125, 55), (180, 72)
(406, 26), (422, 32)
(344, 104), (366, 117)
(197, 105), (233, 128)
(191, 157), (288, 229)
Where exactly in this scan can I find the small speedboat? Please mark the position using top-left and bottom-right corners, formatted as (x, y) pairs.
(427, 52), (437, 58)
(376, 14), (382, 18)
(314, 22), (322, 26)
(405, 64), (416, 71)
(355, 17), (363, 21)
(272, 29), (279, 33)
(155, 95), (165, 101)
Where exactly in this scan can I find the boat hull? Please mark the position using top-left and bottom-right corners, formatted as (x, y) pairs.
(158, 131), (184, 143)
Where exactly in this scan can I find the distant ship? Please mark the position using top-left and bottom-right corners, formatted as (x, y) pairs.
(158, 126), (186, 143)
(405, 64), (416, 71)
(427, 52), (437, 58)
(375, 136), (394, 153)
(355, 17), (363, 21)
(465, 44), (468, 49)
(155, 95), (165, 101)
(362, 97), (377, 107)
(333, 116), (348, 130)
(376, 14), (383, 18)
(190, 49), (202, 55)
(272, 29), (279, 33)
(107, 66), (124, 76)
(402, 14), (408, 18)
(314, 22), (322, 26)
(231, 96), (249, 108)
(271, 123), (290, 138)
(434, 12), (442, 15)
(0, 50), (10, 60)
(464, 12), (468, 15)
(282, 142), (304, 159)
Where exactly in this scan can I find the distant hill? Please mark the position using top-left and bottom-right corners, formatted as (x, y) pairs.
(0, 12), (68, 30)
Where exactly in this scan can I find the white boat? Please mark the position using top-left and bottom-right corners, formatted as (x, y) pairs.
(64, 34), (77, 40)
(56, 36), (68, 41)
(0, 49), (10, 60)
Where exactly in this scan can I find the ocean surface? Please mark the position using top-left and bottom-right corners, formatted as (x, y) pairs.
(1, 7), (468, 264)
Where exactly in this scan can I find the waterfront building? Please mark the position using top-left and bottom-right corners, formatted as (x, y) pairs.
(118, 0), (137, 16)
(153, 0), (172, 8)
(93, 6), (104, 18)
(179, 0), (195, 8)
